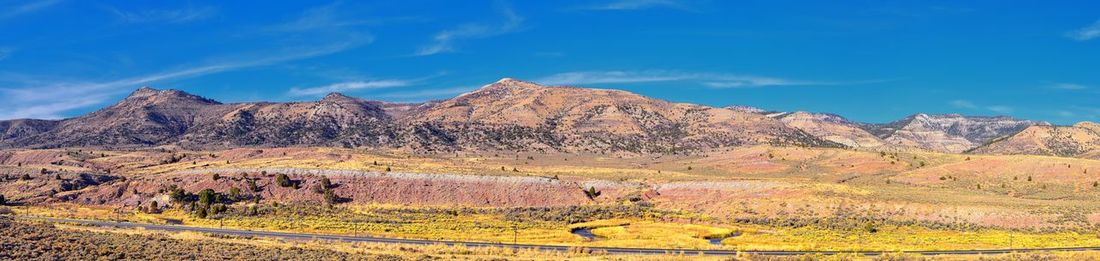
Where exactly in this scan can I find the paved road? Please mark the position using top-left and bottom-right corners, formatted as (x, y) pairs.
(17, 216), (1100, 256)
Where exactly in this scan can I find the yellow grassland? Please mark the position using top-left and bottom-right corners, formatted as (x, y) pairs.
(20, 203), (1100, 252)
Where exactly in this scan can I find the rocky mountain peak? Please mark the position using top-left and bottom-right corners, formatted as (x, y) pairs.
(120, 87), (220, 106)
(128, 86), (161, 98)
(321, 92), (359, 103)
(484, 78), (542, 90)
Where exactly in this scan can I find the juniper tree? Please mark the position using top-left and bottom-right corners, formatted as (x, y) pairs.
(198, 189), (216, 208)
(276, 174), (292, 187)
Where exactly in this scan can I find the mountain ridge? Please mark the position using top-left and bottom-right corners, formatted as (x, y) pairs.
(0, 79), (838, 153)
(0, 78), (1079, 158)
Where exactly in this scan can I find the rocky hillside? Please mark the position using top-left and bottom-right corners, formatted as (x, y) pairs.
(0, 79), (838, 153)
(2, 87), (222, 148)
(0, 119), (57, 141)
(773, 111), (886, 148)
(405, 79), (835, 152)
(862, 114), (1045, 153)
(178, 93), (397, 148)
(970, 122), (1100, 158)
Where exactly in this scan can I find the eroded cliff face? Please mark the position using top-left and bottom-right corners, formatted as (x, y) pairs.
(863, 113), (1045, 153)
(773, 111), (886, 148)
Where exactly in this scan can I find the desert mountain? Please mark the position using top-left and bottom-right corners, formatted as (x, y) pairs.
(970, 121), (1100, 158)
(0, 119), (58, 141)
(3, 87), (221, 148)
(177, 93), (396, 148)
(0, 79), (838, 153)
(401, 79), (836, 152)
(773, 111), (886, 148)
(862, 113), (1046, 153)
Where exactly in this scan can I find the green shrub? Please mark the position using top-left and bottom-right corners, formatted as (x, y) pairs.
(583, 187), (601, 200)
(169, 186), (193, 203)
(247, 179), (260, 192)
(323, 189), (338, 205)
(229, 187), (241, 200)
(199, 189), (216, 207)
(275, 174), (292, 188)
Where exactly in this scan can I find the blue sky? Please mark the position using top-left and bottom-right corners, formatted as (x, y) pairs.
(0, 0), (1098, 124)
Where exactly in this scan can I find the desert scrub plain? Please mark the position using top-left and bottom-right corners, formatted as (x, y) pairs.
(5, 146), (1100, 255)
(0, 217), (400, 260)
(4, 217), (1100, 261)
(4, 218), (1100, 261)
(0, 217), (720, 261)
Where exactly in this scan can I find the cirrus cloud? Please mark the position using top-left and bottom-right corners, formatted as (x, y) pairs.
(415, 4), (524, 56)
(288, 80), (413, 97)
(1067, 20), (1100, 41)
(578, 0), (691, 11)
(108, 5), (218, 24)
(533, 70), (852, 88)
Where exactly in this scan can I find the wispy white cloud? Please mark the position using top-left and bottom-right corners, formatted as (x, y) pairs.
(1071, 106), (1100, 120)
(0, 47), (12, 60)
(950, 100), (977, 109)
(0, 42), (363, 120)
(0, 4), (375, 120)
(949, 99), (1014, 114)
(415, 4), (524, 56)
(537, 71), (687, 85)
(986, 105), (1013, 113)
(534, 70), (842, 88)
(1050, 83), (1088, 90)
(1067, 20), (1100, 41)
(265, 2), (392, 32)
(287, 71), (450, 97)
(0, 0), (62, 19)
(288, 80), (412, 97)
(108, 5), (218, 24)
(376, 86), (479, 101)
(578, 0), (690, 11)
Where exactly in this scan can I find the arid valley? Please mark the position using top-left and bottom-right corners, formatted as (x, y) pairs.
(5, 79), (1100, 260)
(3, 1), (1100, 260)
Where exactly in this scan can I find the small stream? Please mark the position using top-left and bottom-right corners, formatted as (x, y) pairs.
(571, 226), (740, 245)
(571, 228), (598, 240)
(707, 231), (742, 245)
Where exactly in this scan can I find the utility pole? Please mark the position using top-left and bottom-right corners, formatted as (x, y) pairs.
(512, 222), (518, 256)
